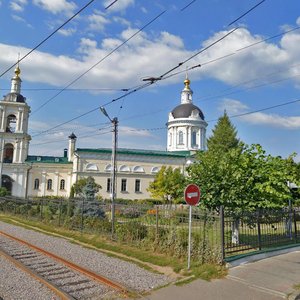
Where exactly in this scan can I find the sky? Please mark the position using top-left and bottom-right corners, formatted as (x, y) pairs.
(1, 0), (300, 160)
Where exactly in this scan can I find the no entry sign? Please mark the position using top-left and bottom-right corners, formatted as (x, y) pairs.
(184, 184), (200, 206)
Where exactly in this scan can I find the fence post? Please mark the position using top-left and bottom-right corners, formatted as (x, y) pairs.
(257, 209), (262, 251)
(58, 199), (62, 227)
(156, 205), (159, 237)
(40, 199), (43, 220)
(220, 206), (225, 262)
(81, 197), (85, 232)
(293, 209), (298, 242)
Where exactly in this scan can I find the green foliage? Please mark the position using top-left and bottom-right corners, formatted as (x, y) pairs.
(72, 176), (102, 198)
(0, 187), (8, 196)
(207, 111), (241, 153)
(115, 221), (148, 242)
(188, 143), (299, 211)
(148, 166), (186, 204)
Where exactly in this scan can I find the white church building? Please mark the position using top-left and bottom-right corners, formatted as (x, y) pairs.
(0, 66), (207, 199)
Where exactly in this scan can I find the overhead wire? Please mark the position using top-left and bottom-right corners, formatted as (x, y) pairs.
(227, 0), (266, 26)
(0, 0), (98, 78)
(30, 0), (266, 138)
(31, 10), (167, 115)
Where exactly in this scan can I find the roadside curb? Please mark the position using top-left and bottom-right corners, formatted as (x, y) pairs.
(289, 292), (300, 300)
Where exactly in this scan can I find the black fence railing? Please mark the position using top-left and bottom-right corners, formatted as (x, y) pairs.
(1, 197), (300, 263)
(221, 207), (300, 259)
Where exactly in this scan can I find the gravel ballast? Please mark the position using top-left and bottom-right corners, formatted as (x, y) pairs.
(0, 220), (172, 298)
(0, 255), (59, 300)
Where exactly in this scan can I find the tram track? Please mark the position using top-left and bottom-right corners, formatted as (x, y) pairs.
(0, 230), (129, 299)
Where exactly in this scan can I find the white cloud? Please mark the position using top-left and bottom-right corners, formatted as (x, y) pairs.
(88, 11), (110, 32)
(219, 98), (248, 114)
(58, 27), (76, 36)
(10, 0), (27, 11)
(243, 112), (300, 129)
(221, 98), (300, 130)
(32, 0), (77, 15)
(119, 126), (153, 137)
(2, 20), (300, 95)
(103, 0), (134, 12)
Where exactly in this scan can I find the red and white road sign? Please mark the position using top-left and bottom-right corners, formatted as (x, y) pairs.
(184, 184), (200, 206)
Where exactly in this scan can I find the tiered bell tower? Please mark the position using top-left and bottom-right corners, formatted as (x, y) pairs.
(0, 64), (31, 195)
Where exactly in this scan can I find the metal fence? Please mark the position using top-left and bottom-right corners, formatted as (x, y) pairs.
(220, 206), (300, 259)
(0, 197), (221, 264)
(1, 197), (300, 263)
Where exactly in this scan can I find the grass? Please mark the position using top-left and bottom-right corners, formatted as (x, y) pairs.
(0, 214), (227, 282)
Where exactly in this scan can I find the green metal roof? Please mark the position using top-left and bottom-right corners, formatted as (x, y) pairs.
(26, 155), (71, 164)
(76, 148), (194, 158)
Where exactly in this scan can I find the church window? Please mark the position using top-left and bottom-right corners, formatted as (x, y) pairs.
(105, 164), (112, 172)
(85, 163), (98, 171)
(60, 179), (65, 190)
(34, 178), (39, 190)
(121, 179), (127, 192)
(107, 178), (111, 192)
(133, 166), (144, 173)
(119, 165), (130, 172)
(3, 143), (13, 163)
(47, 179), (53, 190)
(135, 179), (141, 192)
(192, 131), (197, 146)
(178, 131), (184, 145)
(6, 114), (16, 133)
(151, 167), (160, 173)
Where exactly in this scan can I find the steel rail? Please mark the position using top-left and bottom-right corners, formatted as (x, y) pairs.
(0, 230), (128, 296)
(0, 247), (72, 300)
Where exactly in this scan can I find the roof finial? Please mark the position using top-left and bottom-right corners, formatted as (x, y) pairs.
(14, 53), (21, 78)
(184, 66), (190, 89)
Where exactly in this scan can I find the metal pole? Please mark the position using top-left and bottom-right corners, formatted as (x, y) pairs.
(111, 117), (118, 238)
(188, 205), (192, 270)
(0, 138), (4, 188)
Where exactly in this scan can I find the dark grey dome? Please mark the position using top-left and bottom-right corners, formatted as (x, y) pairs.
(3, 92), (25, 103)
(171, 103), (204, 120)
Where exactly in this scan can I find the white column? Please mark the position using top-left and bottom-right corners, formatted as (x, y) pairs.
(41, 171), (46, 196)
(1, 110), (5, 131)
(54, 172), (59, 196)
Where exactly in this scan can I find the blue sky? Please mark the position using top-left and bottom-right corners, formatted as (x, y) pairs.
(1, 0), (300, 160)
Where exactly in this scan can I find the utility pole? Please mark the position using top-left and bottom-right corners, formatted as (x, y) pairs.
(100, 107), (118, 238)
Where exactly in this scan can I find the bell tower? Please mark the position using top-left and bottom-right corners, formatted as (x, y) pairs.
(0, 64), (31, 195)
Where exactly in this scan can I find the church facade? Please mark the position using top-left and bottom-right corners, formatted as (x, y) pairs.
(0, 67), (207, 200)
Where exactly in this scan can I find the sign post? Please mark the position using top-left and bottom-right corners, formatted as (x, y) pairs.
(184, 184), (200, 270)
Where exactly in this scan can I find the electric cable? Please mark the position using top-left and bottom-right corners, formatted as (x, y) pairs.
(0, 0), (98, 78)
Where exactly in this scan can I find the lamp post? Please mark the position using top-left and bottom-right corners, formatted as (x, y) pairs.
(100, 107), (118, 237)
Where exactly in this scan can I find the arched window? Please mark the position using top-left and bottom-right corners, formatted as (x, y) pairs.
(3, 143), (14, 163)
(47, 179), (53, 190)
(6, 114), (16, 133)
(85, 163), (98, 171)
(133, 166), (145, 173)
(105, 164), (112, 172)
(178, 131), (184, 145)
(60, 179), (65, 190)
(119, 165), (130, 172)
(34, 178), (39, 190)
(151, 167), (160, 173)
(192, 131), (197, 146)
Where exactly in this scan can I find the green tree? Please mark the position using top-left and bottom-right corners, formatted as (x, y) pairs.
(187, 143), (299, 211)
(72, 176), (101, 198)
(148, 166), (186, 204)
(207, 111), (240, 153)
